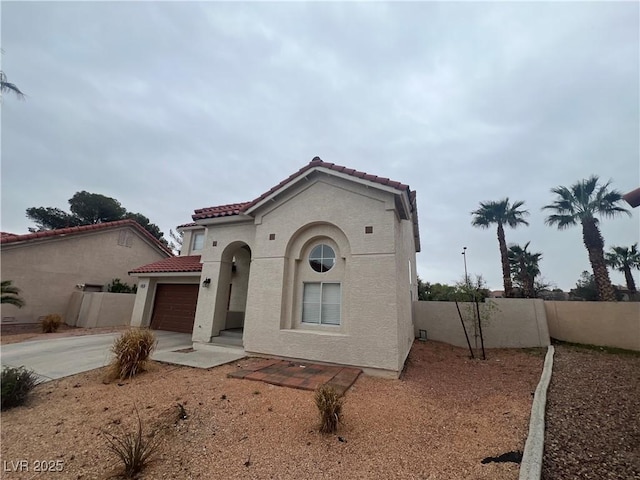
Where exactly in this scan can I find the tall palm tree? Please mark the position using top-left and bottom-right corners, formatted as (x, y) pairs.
(1, 71), (25, 100)
(543, 175), (630, 301)
(508, 242), (542, 298)
(605, 243), (640, 293)
(471, 198), (529, 297)
(1, 280), (25, 308)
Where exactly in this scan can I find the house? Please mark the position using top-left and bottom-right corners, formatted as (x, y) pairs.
(129, 157), (420, 377)
(623, 187), (640, 208)
(1, 220), (173, 324)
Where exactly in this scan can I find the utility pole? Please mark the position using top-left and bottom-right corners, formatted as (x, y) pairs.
(462, 247), (469, 288)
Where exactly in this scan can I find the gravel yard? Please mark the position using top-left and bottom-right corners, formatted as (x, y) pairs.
(543, 343), (640, 480)
(0, 340), (543, 479)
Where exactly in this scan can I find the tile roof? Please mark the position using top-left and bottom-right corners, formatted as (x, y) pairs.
(129, 255), (202, 274)
(192, 202), (251, 221)
(192, 157), (412, 221)
(0, 219), (173, 256)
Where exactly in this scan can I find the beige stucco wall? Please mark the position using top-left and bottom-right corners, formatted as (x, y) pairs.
(65, 292), (135, 328)
(413, 298), (550, 349)
(189, 173), (419, 376)
(1, 227), (168, 324)
(545, 301), (640, 351)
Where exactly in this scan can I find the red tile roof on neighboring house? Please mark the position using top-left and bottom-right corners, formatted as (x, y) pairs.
(0, 220), (174, 256)
(192, 157), (413, 221)
(129, 255), (202, 274)
(623, 187), (640, 208)
(1, 232), (17, 239)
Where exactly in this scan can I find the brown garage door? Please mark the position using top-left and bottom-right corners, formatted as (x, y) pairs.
(150, 284), (199, 333)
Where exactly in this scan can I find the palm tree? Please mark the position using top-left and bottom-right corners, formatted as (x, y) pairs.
(1, 280), (25, 308)
(508, 242), (542, 298)
(1, 71), (25, 100)
(543, 175), (630, 301)
(471, 198), (529, 297)
(605, 243), (640, 293)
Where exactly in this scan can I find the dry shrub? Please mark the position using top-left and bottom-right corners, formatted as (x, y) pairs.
(103, 408), (159, 478)
(314, 384), (343, 434)
(1, 366), (41, 410)
(107, 329), (156, 381)
(40, 314), (62, 333)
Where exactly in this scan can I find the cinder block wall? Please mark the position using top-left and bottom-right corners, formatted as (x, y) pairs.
(545, 301), (640, 351)
(413, 299), (550, 348)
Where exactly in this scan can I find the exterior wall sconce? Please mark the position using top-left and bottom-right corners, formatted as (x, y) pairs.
(202, 278), (211, 288)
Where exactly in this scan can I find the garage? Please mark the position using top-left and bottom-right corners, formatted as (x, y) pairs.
(150, 284), (199, 333)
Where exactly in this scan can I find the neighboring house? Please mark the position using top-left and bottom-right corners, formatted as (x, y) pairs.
(130, 157), (420, 377)
(623, 187), (640, 208)
(1, 220), (172, 324)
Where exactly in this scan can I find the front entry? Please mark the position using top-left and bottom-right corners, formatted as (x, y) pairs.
(150, 284), (199, 333)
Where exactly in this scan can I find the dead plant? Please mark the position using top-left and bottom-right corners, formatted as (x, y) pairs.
(107, 328), (156, 382)
(314, 384), (343, 434)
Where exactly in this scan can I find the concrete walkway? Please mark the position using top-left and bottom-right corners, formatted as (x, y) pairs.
(1, 331), (245, 382)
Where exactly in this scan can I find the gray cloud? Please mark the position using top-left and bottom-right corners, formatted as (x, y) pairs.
(2, 2), (638, 291)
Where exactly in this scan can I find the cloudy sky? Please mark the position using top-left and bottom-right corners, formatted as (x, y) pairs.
(2, 1), (638, 291)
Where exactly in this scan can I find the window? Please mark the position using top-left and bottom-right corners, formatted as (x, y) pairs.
(192, 232), (205, 251)
(309, 244), (335, 272)
(302, 282), (341, 325)
(118, 230), (133, 247)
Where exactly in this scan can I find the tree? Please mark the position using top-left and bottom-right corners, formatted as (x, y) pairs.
(605, 243), (640, 293)
(168, 229), (184, 255)
(570, 271), (599, 301)
(471, 198), (529, 297)
(26, 207), (82, 230)
(543, 176), (630, 301)
(0, 71), (24, 100)
(26, 191), (168, 244)
(508, 242), (542, 298)
(69, 191), (126, 224)
(1, 281), (25, 308)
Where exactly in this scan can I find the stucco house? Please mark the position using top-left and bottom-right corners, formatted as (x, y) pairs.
(129, 157), (420, 377)
(1, 220), (172, 324)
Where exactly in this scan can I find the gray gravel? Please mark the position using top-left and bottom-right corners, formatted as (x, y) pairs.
(542, 344), (640, 480)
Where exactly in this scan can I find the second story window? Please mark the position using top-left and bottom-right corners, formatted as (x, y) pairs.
(192, 232), (205, 251)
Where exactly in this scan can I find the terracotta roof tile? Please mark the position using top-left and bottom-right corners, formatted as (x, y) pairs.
(129, 255), (202, 274)
(192, 157), (412, 221)
(192, 202), (251, 221)
(0, 220), (173, 256)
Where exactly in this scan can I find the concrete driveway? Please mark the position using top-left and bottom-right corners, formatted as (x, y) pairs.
(0, 331), (193, 382)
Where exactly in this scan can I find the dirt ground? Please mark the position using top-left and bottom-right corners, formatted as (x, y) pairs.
(0, 341), (543, 479)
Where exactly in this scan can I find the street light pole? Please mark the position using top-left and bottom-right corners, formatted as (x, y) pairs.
(462, 247), (469, 288)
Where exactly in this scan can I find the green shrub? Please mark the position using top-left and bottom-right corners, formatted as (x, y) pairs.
(103, 408), (159, 478)
(1, 366), (41, 410)
(107, 279), (137, 294)
(108, 329), (157, 381)
(314, 384), (343, 434)
(40, 314), (62, 333)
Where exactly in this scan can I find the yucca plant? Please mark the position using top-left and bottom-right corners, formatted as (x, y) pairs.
(1, 366), (41, 410)
(40, 314), (62, 333)
(103, 408), (159, 478)
(314, 384), (343, 434)
(108, 329), (157, 381)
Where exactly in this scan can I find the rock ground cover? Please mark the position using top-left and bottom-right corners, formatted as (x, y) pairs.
(0, 341), (542, 479)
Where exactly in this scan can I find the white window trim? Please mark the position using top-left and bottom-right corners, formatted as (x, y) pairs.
(302, 282), (341, 326)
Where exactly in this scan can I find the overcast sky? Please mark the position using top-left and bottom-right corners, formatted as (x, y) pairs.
(2, 1), (638, 291)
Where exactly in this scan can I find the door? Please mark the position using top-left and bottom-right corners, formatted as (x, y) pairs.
(150, 284), (199, 333)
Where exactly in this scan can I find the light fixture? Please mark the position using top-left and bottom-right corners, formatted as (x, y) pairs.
(202, 278), (211, 288)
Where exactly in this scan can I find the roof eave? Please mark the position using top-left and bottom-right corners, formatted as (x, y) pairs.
(244, 166), (408, 216)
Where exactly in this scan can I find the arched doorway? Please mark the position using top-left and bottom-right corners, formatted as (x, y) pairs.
(211, 242), (251, 344)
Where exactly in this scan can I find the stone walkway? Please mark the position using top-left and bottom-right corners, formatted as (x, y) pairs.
(228, 358), (361, 395)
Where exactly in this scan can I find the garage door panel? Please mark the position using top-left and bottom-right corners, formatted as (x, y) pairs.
(150, 284), (199, 333)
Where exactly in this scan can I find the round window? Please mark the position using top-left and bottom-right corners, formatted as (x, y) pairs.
(309, 244), (336, 273)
